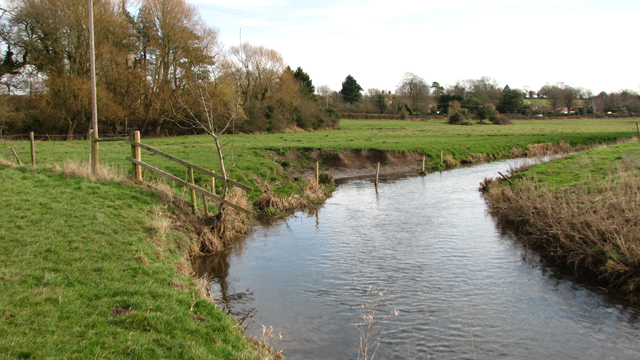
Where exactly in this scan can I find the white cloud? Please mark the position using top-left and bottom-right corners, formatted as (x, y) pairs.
(201, 0), (640, 93)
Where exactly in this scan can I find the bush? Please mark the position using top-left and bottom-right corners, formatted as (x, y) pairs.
(490, 114), (512, 125)
(448, 112), (463, 124)
(318, 172), (334, 185)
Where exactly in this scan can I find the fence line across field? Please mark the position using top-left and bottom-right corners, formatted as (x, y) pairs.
(125, 131), (254, 216)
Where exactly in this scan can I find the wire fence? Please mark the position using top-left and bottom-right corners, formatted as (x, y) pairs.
(0, 134), (132, 171)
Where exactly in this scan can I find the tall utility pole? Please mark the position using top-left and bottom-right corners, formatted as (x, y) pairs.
(88, 0), (99, 174)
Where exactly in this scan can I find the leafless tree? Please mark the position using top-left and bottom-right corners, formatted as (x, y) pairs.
(173, 61), (243, 211)
(396, 72), (430, 113)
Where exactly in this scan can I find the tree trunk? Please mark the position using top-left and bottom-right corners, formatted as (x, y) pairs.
(66, 117), (78, 141)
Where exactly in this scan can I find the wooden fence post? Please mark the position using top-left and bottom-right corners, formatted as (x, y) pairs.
(10, 147), (22, 165)
(375, 162), (380, 186)
(211, 170), (216, 195)
(131, 131), (142, 182)
(316, 161), (319, 183)
(636, 122), (640, 140)
(422, 156), (426, 173)
(189, 167), (197, 214)
(91, 129), (99, 174)
(30, 132), (35, 169)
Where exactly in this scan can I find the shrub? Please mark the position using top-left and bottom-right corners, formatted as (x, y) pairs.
(318, 172), (334, 185)
(448, 112), (463, 124)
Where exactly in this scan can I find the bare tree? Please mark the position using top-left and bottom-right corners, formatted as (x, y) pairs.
(173, 60), (243, 214)
(317, 84), (332, 108)
(561, 84), (580, 113)
(395, 72), (430, 114)
(228, 42), (285, 107)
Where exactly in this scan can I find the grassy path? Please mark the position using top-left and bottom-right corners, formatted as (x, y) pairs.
(0, 166), (266, 359)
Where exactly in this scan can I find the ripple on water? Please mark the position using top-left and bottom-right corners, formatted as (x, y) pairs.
(199, 160), (640, 360)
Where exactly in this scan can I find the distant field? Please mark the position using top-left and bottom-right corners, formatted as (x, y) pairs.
(1, 118), (637, 199)
(522, 98), (585, 109)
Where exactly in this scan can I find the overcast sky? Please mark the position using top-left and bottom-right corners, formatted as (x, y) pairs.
(189, 0), (639, 95)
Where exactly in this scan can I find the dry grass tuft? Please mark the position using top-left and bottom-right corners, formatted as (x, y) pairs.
(174, 256), (194, 277)
(509, 147), (524, 158)
(525, 141), (575, 158)
(0, 157), (16, 167)
(254, 179), (330, 214)
(53, 160), (126, 183)
(134, 251), (150, 265)
(486, 162), (640, 293)
(442, 154), (456, 168)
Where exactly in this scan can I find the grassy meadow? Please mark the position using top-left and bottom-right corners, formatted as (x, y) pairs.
(0, 165), (276, 359)
(2, 118), (637, 202)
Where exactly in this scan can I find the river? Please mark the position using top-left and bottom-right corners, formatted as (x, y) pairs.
(194, 159), (640, 359)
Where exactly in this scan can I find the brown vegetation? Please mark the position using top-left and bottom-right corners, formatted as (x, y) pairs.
(484, 162), (640, 298)
(254, 178), (329, 214)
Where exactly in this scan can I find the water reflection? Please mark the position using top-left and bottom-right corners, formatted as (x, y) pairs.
(195, 161), (640, 360)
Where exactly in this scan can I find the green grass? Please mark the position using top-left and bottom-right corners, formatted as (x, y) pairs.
(2, 118), (637, 202)
(0, 166), (262, 359)
(515, 141), (640, 188)
(522, 98), (585, 109)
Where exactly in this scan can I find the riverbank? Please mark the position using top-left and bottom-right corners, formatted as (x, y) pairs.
(483, 141), (640, 301)
(0, 162), (280, 359)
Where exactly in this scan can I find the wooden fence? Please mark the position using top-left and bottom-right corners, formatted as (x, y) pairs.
(125, 131), (254, 216)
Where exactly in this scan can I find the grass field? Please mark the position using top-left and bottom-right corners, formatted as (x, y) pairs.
(0, 164), (275, 359)
(1, 118), (637, 202)
(514, 142), (640, 188)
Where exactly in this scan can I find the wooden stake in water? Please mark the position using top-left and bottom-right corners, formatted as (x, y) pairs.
(30, 132), (35, 169)
(11, 147), (22, 165)
(375, 162), (380, 185)
(316, 161), (319, 183)
(422, 156), (426, 173)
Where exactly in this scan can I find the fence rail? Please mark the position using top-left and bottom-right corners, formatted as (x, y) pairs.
(125, 131), (254, 216)
(124, 138), (252, 193)
(127, 156), (254, 215)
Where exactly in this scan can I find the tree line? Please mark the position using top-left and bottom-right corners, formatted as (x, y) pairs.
(1, 0), (638, 138)
(0, 0), (334, 138)
(324, 73), (640, 123)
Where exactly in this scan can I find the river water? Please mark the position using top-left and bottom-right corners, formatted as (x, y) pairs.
(194, 159), (640, 360)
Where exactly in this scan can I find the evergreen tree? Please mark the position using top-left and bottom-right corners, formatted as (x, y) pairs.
(340, 75), (363, 104)
(293, 66), (315, 96)
(497, 85), (524, 113)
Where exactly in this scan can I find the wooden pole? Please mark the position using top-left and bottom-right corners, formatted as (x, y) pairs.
(189, 167), (197, 214)
(315, 161), (319, 183)
(203, 195), (209, 217)
(375, 162), (380, 185)
(30, 132), (35, 168)
(10, 147), (22, 165)
(211, 169), (216, 195)
(131, 131), (142, 182)
(636, 122), (640, 140)
(88, 0), (99, 175)
(422, 156), (425, 173)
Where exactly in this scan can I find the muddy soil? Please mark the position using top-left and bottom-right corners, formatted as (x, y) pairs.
(270, 149), (425, 179)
